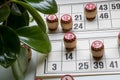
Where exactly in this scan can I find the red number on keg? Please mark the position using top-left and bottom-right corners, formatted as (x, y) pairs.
(62, 15), (71, 21)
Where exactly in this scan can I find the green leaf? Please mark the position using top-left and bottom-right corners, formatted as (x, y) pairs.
(0, 25), (20, 68)
(26, 0), (58, 14)
(7, 11), (29, 29)
(12, 46), (28, 80)
(0, 5), (10, 22)
(0, 52), (17, 68)
(11, 0), (46, 33)
(11, 3), (27, 16)
(16, 26), (51, 54)
(11, 3), (22, 15)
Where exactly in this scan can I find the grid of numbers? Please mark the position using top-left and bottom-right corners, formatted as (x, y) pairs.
(45, 37), (120, 74)
(44, 1), (120, 33)
(36, 0), (120, 77)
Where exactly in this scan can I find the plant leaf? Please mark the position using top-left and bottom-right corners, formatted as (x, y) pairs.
(11, 3), (22, 16)
(16, 26), (51, 54)
(11, 0), (46, 32)
(0, 25), (20, 68)
(12, 46), (28, 80)
(11, 3), (27, 16)
(0, 5), (10, 22)
(7, 10), (29, 30)
(26, 0), (58, 14)
(0, 52), (17, 68)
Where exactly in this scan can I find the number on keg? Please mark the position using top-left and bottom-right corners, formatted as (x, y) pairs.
(78, 62), (89, 70)
(99, 13), (109, 19)
(52, 64), (57, 70)
(93, 61), (104, 69)
(74, 15), (82, 21)
(65, 78), (68, 80)
(65, 53), (73, 60)
(109, 61), (118, 68)
(99, 4), (108, 10)
(74, 23), (83, 29)
(111, 3), (120, 10)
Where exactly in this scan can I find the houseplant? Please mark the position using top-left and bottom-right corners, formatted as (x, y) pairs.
(0, 0), (58, 80)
